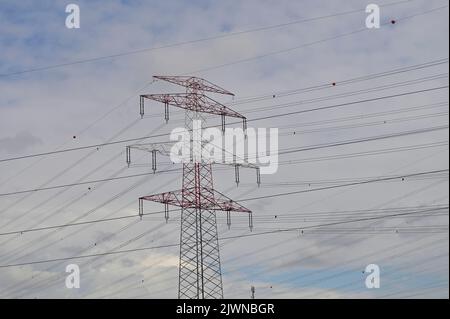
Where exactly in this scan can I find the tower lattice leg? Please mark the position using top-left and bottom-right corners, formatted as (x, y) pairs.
(178, 162), (223, 299)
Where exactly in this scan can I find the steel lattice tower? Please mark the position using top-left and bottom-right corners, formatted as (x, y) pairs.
(126, 76), (259, 299)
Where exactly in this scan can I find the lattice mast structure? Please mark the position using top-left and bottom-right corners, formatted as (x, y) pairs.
(126, 76), (259, 299)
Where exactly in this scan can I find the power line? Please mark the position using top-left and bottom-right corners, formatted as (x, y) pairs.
(1, 2), (446, 298)
(227, 59), (448, 105)
(0, 210), (173, 237)
(146, 73), (449, 126)
(247, 173), (449, 188)
(1, 5), (448, 298)
(0, 84), (447, 164)
(138, 60), (450, 120)
(1, 204), (446, 237)
(104, 235), (449, 298)
(1, 205), (447, 269)
(0, 163), (184, 295)
(331, 252), (449, 296)
(219, 197), (449, 299)
(217, 200), (448, 299)
(0, 124), (168, 227)
(212, 179), (450, 297)
(0, 169), (178, 197)
(133, 140), (449, 170)
(0, 169), (174, 263)
(0, 0), (416, 78)
(239, 74), (448, 116)
(15, 185), (448, 298)
(276, 141), (448, 165)
(0, 125), (447, 198)
(265, 110), (449, 141)
(0, 120), (141, 217)
(0, 175), (446, 290)
(3, 7), (443, 192)
(0, 161), (182, 265)
(0, 218), (156, 297)
(4, 3), (439, 203)
(274, 101), (449, 129)
(211, 181), (450, 296)
(245, 85), (449, 124)
(239, 169), (449, 202)
(0, 180), (442, 300)
(4, 45), (442, 240)
(188, 5), (449, 75)
(298, 236), (449, 298)
(277, 125), (449, 156)
(6, 220), (240, 298)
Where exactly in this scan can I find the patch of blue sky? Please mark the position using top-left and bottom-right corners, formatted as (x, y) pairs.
(225, 262), (448, 295)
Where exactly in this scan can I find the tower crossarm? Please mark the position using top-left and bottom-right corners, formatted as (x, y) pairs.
(125, 142), (176, 170)
(129, 142), (175, 157)
(153, 75), (234, 96)
(140, 187), (251, 213)
(210, 161), (261, 187)
(213, 161), (259, 170)
(141, 93), (246, 119)
(141, 190), (183, 207)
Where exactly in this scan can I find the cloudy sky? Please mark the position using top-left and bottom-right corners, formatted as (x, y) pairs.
(0, 0), (448, 299)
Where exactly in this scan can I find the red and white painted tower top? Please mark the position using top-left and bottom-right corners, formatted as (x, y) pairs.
(153, 75), (235, 96)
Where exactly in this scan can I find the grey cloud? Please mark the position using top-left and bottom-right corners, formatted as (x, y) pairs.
(0, 131), (42, 154)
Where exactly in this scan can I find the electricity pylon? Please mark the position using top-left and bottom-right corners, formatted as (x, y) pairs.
(126, 76), (259, 299)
